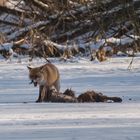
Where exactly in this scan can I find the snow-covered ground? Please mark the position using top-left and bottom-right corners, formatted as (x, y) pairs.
(0, 56), (140, 140)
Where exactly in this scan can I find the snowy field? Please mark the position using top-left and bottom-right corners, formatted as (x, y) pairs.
(0, 56), (140, 140)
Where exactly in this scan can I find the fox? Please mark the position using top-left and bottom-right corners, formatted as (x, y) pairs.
(27, 63), (60, 102)
(0, 0), (7, 6)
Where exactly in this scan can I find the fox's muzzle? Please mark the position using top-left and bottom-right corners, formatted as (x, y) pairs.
(29, 80), (38, 87)
(34, 82), (37, 87)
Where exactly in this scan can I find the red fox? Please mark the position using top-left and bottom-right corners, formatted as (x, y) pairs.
(0, 0), (7, 6)
(27, 63), (60, 102)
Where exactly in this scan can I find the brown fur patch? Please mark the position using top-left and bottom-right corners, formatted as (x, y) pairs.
(63, 88), (75, 98)
(48, 89), (77, 103)
(77, 90), (122, 103)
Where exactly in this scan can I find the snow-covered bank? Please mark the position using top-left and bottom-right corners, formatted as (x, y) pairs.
(0, 57), (140, 139)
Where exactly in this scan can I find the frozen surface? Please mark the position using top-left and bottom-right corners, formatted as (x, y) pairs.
(0, 56), (140, 140)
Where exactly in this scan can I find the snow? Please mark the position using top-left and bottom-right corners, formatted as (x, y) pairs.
(0, 56), (140, 139)
(5, 0), (25, 11)
(0, 42), (13, 51)
(107, 36), (140, 45)
(0, 13), (19, 24)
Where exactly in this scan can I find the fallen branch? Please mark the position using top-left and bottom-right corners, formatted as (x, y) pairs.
(6, 20), (50, 41)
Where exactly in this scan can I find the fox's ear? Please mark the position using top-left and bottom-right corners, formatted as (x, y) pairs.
(27, 66), (32, 70)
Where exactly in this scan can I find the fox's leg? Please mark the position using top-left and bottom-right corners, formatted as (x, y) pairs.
(36, 85), (43, 102)
(40, 86), (47, 102)
(40, 86), (51, 102)
(53, 79), (60, 92)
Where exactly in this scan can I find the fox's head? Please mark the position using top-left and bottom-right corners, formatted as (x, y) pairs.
(27, 66), (45, 87)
